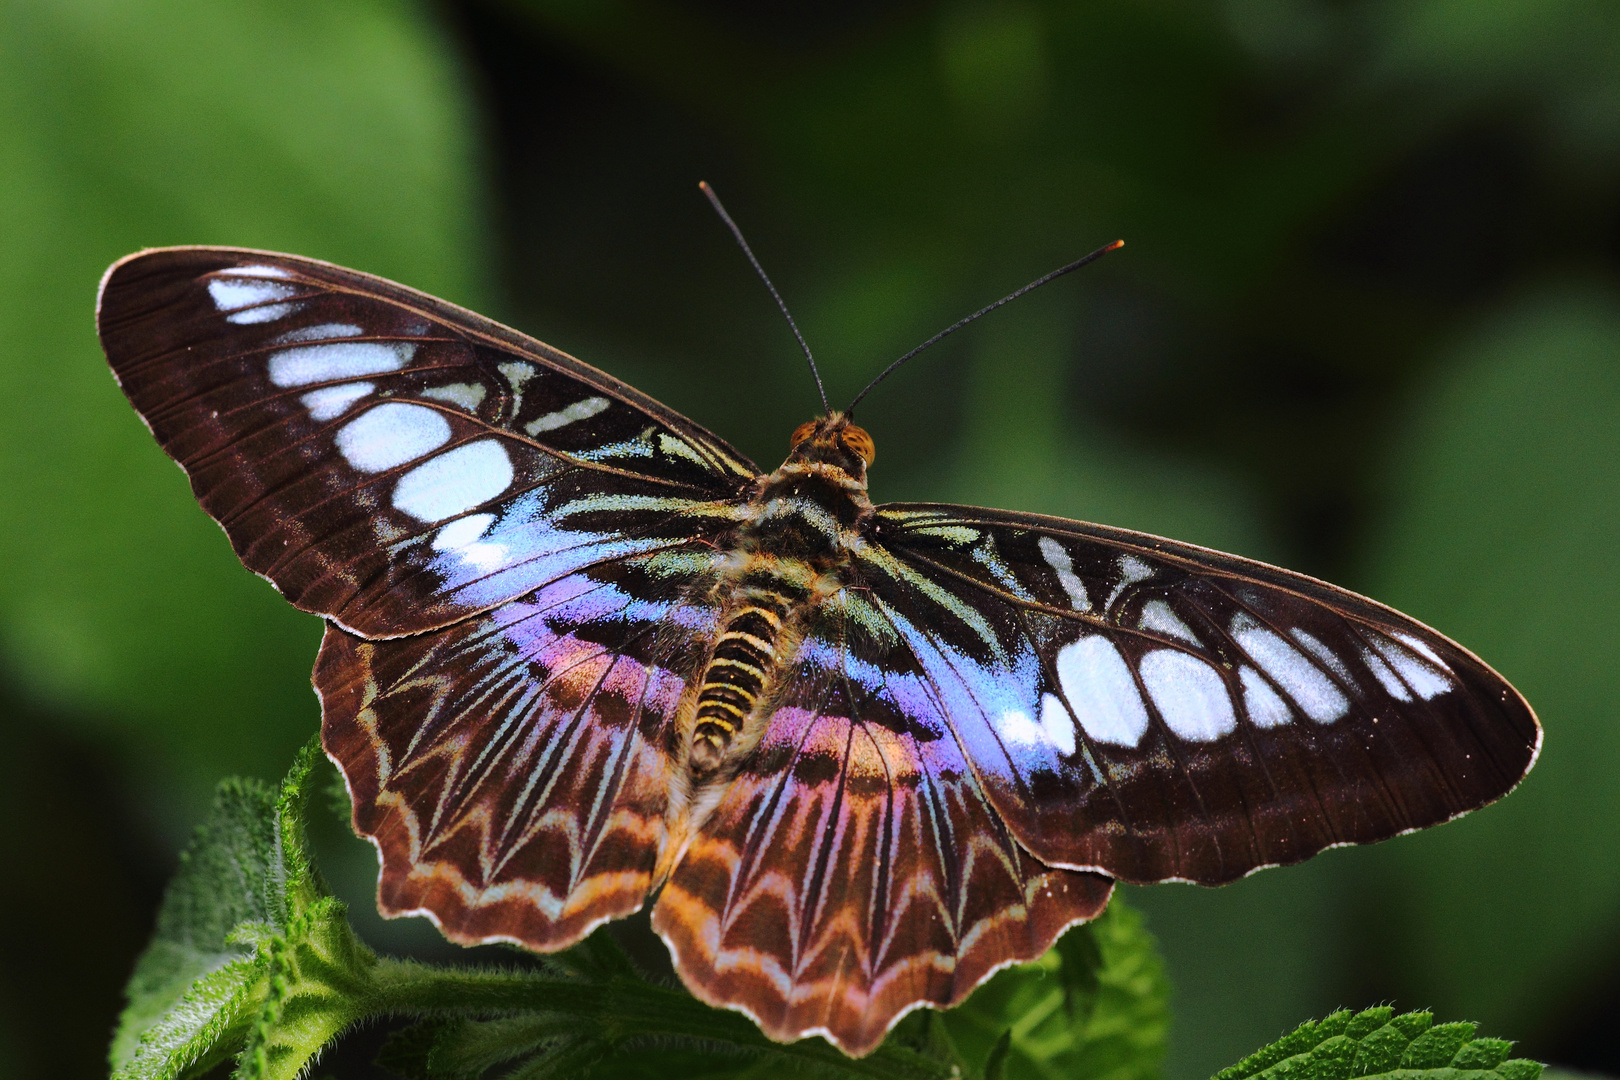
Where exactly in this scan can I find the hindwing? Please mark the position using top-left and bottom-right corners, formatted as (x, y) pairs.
(318, 546), (718, 948)
(865, 504), (1541, 884)
(653, 592), (1112, 1055)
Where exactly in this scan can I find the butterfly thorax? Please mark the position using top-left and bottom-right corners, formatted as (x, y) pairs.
(686, 417), (876, 779)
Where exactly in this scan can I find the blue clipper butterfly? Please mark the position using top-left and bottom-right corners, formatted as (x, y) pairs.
(96, 230), (1538, 1056)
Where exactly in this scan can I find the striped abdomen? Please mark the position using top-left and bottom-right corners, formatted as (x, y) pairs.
(690, 600), (787, 776)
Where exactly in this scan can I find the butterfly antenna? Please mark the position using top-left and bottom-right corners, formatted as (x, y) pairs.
(700, 181), (830, 415)
(844, 239), (1124, 414)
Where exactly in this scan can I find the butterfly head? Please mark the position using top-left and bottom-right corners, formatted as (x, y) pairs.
(788, 413), (875, 483)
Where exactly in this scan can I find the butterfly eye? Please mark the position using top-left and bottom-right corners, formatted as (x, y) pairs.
(789, 420), (818, 449)
(841, 424), (875, 466)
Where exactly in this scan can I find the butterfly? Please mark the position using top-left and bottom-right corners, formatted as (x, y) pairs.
(97, 238), (1539, 1056)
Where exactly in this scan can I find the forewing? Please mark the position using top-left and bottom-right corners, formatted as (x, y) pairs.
(318, 546), (717, 949)
(864, 504), (1541, 885)
(96, 247), (757, 637)
(653, 591), (1112, 1056)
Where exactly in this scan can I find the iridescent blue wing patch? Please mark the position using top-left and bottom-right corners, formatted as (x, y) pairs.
(97, 247), (758, 638)
(863, 503), (1541, 885)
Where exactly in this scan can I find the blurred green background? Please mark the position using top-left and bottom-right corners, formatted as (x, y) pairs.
(3, 1), (1619, 1076)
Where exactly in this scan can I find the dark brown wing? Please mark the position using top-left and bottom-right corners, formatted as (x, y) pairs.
(858, 503), (1541, 885)
(96, 247), (757, 638)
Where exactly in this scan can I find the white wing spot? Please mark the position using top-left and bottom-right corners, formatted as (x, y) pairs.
(499, 361), (537, 414)
(1232, 616), (1348, 723)
(1140, 599), (1198, 643)
(1291, 629), (1355, 687)
(1105, 554), (1154, 610)
(393, 439), (515, 522)
(335, 402), (450, 473)
(299, 381), (373, 421)
(432, 512), (496, 551)
(227, 303), (299, 324)
(1393, 632), (1455, 673)
(1119, 555), (1154, 582)
(1140, 650), (1236, 742)
(273, 322), (363, 344)
(996, 708), (1045, 749)
(526, 396), (610, 435)
(1055, 636), (1150, 747)
(1370, 632), (1452, 700)
(216, 264), (292, 278)
(1239, 666), (1293, 728)
(269, 341), (416, 387)
(455, 535), (511, 574)
(420, 382), (487, 412)
(1038, 536), (1090, 610)
(207, 269), (295, 318)
(1038, 692), (1077, 756)
(1361, 647), (1414, 702)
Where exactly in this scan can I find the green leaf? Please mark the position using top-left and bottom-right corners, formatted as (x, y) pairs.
(378, 1015), (568, 1080)
(109, 776), (282, 1077)
(235, 894), (374, 1080)
(370, 931), (961, 1080)
(111, 739), (374, 1080)
(115, 745), (1150, 1080)
(1211, 1008), (1541, 1080)
(0, 0), (487, 816)
(939, 896), (1170, 1080)
(981, 1031), (1014, 1080)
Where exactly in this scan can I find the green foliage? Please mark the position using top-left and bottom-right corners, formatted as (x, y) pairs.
(941, 900), (1169, 1080)
(110, 775), (280, 1075)
(1364, 290), (1620, 1035)
(1212, 1008), (1541, 1080)
(4, 0), (1614, 1073)
(118, 746), (1550, 1080)
(0, 0), (487, 815)
(113, 746), (1170, 1080)
(111, 740), (372, 1080)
